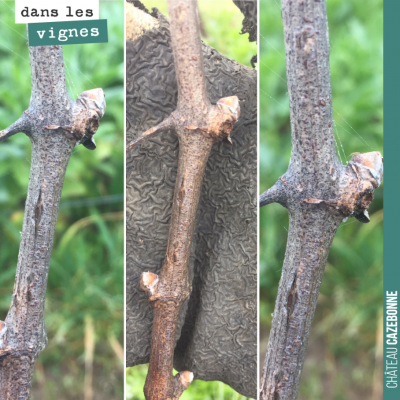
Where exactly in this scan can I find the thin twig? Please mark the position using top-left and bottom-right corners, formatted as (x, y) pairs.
(126, 115), (175, 152)
(259, 180), (287, 207)
(0, 114), (31, 142)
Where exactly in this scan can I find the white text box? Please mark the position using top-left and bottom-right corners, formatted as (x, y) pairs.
(15, 1), (99, 24)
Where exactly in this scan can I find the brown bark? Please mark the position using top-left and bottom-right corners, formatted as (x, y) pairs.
(126, 1), (240, 399)
(0, 42), (105, 399)
(259, 1), (382, 399)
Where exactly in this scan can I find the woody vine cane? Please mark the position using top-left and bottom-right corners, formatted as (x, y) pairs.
(0, 39), (105, 398)
(259, 0), (383, 399)
(126, 1), (240, 399)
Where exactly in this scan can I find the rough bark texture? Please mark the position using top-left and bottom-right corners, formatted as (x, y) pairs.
(0, 43), (105, 399)
(259, 1), (383, 400)
(126, 2), (257, 399)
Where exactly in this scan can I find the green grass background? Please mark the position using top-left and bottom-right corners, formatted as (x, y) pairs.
(126, 1), (256, 399)
(0, 2), (124, 399)
(259, 0), (383, 399)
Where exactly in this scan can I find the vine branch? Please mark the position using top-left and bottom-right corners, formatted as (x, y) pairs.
(127, 1), (240, 399)
(260, 1), (383, 399)
(0, 42), (105, 399)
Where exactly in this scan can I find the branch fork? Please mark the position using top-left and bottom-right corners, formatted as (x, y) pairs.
(0, 89), (105, 151)
(262, 151), (383, 224)
(127, 96), (239, 152)
(301, 151), (383, 222)
(43, 88), (106, 150)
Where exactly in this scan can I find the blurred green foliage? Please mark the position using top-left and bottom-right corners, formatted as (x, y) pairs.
(0, 1), (124, 399)
(127, 365), (249, 400)
(127, 1), (255, 399)
(259, 0), (383, 399)
(141, 0), (257, 68)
